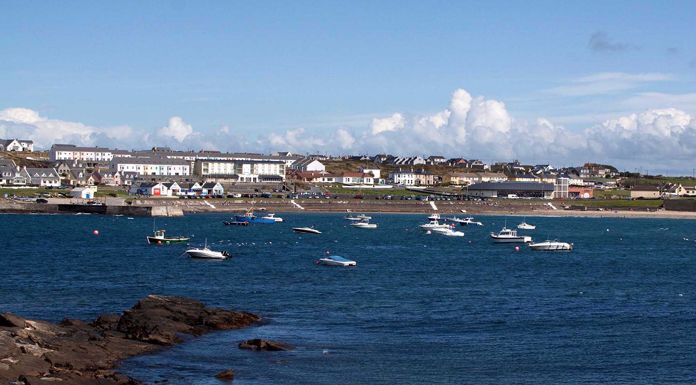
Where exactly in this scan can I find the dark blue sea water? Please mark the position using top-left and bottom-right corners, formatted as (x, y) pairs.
(2, 213), (696, 384)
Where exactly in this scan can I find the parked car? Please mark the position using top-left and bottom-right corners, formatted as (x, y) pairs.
(35, 198), (48, 203)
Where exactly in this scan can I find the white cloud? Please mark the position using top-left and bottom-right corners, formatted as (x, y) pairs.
(370, 113), (405, 135)
(0, 107), (101, 148)
(336, 128), (355, 149)
(158, 116), (193, 143)
(547, 72), (672, 96)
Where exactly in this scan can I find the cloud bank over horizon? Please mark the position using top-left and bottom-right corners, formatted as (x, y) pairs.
(2, 88), (696, 173)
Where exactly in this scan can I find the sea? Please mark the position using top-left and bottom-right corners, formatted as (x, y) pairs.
(2, 212), (696, 384)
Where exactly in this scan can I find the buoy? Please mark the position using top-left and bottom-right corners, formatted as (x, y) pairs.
(93, 230), (99, 235)
(514, 246), (520, 251)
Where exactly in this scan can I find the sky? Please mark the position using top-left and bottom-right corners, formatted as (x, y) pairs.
(1, 0), (696, 174)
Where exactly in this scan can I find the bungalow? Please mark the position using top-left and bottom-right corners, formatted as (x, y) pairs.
(162, 182), (182, 196)
(290, 157), (326, 172)
(201, 182), (224, 196)
(294, 172), (336, 183)
(336, 172), (374, 185)
(630, 185), (661, 199)
(132, 182), (172, 197)
(20, 167), (61, 187)
(70, 186), (97, 199)
(0, 139), (33, 152)
(426, 156), (447, 165)
(179, 182), (203, 196)
(467, 182), (555, 199)
(0, 159), (26, 185)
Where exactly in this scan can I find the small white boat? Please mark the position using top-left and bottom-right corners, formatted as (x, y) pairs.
(445, 216), (467, 223)
(185, 240), (229, 259)
(432, 227), (465, 237)
(490, 227), (532, 243)
(261, 213), (284, 222)
(346, 213), (371, 221)
(529, 240), (573, 251)
(419, 220), (451, 231)
(460, 217), (483, 226)
(316, 255), (356, 267)
(428, 213), (441, 220)
(517, 220), (536, 230)
(293, 227), (322, 234)
(350, 220), (377, 229)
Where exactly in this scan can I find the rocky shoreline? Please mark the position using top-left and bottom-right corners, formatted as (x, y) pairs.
(0, 295), (260, 385)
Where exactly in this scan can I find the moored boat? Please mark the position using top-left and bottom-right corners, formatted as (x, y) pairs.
(261, 213), (283, 222)
(432, 227), (465, 237)
(223, 221), (250, 226)
(529, 240), (573, 251)
(350, 220), (377, 229)
(517, 220), (536, 230)
(234, 210), (276, 224)
(293, 227), (322, 234)
(146, 229), (190, 245)
(490, 227), (532, 243)
(419, 220), (451, 231)
(315, 255), (356, 267)
(185, 240), (229, 259)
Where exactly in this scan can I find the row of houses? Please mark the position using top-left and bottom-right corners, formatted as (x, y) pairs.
(131, 181), (224, 197)
(0, 159), (60, 186)
(630, 184), (696, 199)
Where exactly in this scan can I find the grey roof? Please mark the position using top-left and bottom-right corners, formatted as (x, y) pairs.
(51, 144), (112, 152)
(24, 167), (59, 178)
(111, 157), (190, 166)
(468, 182), (555, 192)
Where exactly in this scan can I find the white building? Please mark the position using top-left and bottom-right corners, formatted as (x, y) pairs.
(0, 139), (34, 152)
(50, 144), (114, 162)
(389, 170), (417, 186)
(111, 157), (191, 176)
(359, 167), (381, 179)
(70, 186), (97, 199)
(290, 157), (326, 172)
(20, 167), (61, 187)
(194, 159), (286, 182)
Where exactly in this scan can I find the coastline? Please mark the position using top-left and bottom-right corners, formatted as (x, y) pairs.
(0, 295), (260, 385)
(2, 197), (695, 219)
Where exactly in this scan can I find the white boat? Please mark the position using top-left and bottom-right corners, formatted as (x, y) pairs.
(293, 227), (322, 234)
(445, 216), (467, 223)
(460, 217), (483, 226)
(517, 220), (536, 230)
(316, 255), (356, 267)
(350, 220), (377, 229)
(185, 240), (229, 260)
(345, 213), (371, 221)
(419, 220), (451, 231)
(490, 227), (532, 243)
(432, 227), (465, 237)
(529, 240), (573, 251)
(261, 213), (284, 222)
(428, 213), (441, 220)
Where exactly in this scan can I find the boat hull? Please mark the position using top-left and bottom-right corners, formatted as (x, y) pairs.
(316, 258), (356, 267)
(490, 236), (532, 243)
(146, 236), (189, 245)
(234, 215), (276, 224)
(293, 227), (321, 234)
(529, 242), (573, 251)
(186, 250), (228, 259)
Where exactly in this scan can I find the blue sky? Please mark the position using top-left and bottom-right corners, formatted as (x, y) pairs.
(1, 1), (696, 173)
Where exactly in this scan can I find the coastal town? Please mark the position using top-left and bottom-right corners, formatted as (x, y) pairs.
(0, 137), (694, 214)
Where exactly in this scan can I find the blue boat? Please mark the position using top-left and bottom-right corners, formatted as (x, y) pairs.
(233, 210), (276, 224)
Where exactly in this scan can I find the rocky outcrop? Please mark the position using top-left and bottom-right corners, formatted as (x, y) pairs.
(215, 368), (235, 381)
(0, 295), (260, 385)
(238, 339), (293, 351)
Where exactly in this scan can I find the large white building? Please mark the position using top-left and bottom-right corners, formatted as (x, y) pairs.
(50, 144), (114, 162)
(110, 157), (191, 176)
(194, 159), (286, 182)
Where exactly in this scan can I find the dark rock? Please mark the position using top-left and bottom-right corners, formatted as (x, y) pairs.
(0, 313), (26, 328)
(238, 339), (293, 351)
(92, 314), (121, 330)
(215, 369), (235, 381)
(0, 295), (260, 385)
(117, 295), (260, 345)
